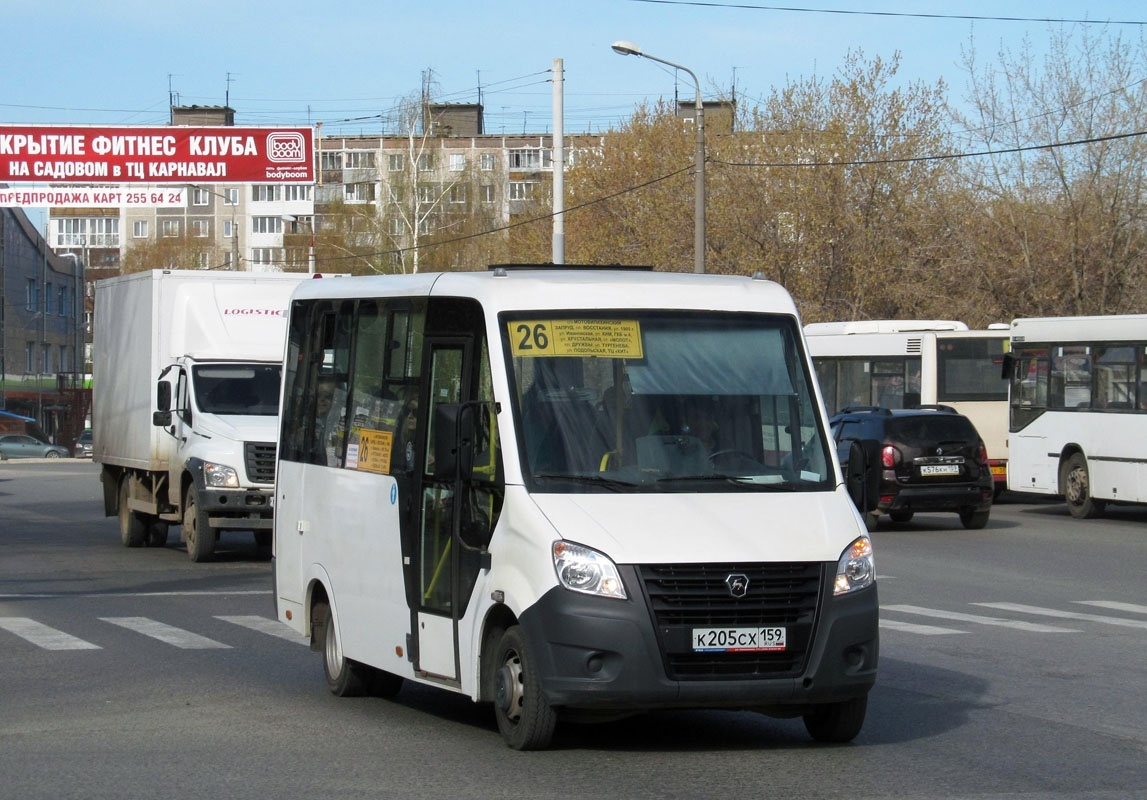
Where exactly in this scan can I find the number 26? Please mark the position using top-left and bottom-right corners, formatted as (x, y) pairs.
(515, 323), (549, 351)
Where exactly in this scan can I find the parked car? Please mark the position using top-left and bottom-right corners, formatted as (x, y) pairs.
(828, 405), (993, 530)
(73, 429), (93, 458)
(0, 434), (71, 460)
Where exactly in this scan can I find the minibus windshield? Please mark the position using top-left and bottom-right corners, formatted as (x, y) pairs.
(505, 312), (832, 492)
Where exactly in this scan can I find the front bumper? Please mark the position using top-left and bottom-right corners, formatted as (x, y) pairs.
(517, 566), (878, 713)
(201, 487), (274, 530)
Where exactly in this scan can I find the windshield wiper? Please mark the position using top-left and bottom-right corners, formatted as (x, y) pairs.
(533, 473), (638, 491)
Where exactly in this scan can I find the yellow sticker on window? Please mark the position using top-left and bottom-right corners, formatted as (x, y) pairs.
(508, 320), (643, 358)
(350, 428), (393, 474)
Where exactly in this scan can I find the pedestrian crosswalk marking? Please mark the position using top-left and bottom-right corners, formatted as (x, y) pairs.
(0, 617), (101, 650)
(99, 617), (231, 649)
(1076, 600), (1147, 615)
(216, 615), (308, 644)
(974, 602), (1147, 629)
(880, 619), (965, 635)
(883, 604), (1078, 633)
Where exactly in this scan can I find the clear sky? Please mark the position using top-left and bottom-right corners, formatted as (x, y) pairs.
(2, 0), (1142, 139)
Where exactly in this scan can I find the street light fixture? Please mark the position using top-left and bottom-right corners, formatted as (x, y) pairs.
(612, 40), (706, 273)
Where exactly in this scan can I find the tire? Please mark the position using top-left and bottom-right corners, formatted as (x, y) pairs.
(1062, 453), (1105, 520)
(803, 695), (867, 743)
(182, 487), (216, 562)
(118, 478), (146, 547)
(146, 520), (170, 547)
(959, 507), (990, 529)
(45, 451), (61, 459)
(889, 510), (914, 523)
(369, 669), (404, 698)
(317, 601), (370, 697)
(491, 626), (557, 750)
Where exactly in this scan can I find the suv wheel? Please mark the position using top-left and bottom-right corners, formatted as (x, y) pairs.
(959, 507), (990, 529)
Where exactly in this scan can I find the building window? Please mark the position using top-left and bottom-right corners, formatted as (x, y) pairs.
(58, 286), (67, 317)
(388, 185), (404, 203)
(252, 216), (283, 234)
(417, 185), (435, 203)
(26, 341), (34, 372)
(508, 149), (544, 170)
(388, 153), (405, 172)
(89, 217), (119, 247)
(191, 219), (210, 238)
(479, 153), (496, 171)
(448, 153), (465, 172)
(42, 343), (51, 374)
(26, 278), (37, 311)
(481, 184), (495, 203)
(345, 183), (375, 203)
(386, 218), (403, 236)
(418, 154), (433, 172)
(346, 151), (376, 169)
(161, 219), (180, 237)
(252, 185), (281, 202)
(321, 151), (343, 170)
(223, 220), (234, 238)
(133, 220), (149, 238)
(192, 188), (210, 206)
(45, 282), (54, 315)
(223, 187), (239, 205)
(449, 185), (466, 204)
(250, 248), (280, 266)
(283, 185), (311, 202)
(509, 181), (537, 200)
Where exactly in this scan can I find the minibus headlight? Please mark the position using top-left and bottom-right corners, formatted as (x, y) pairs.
(552, 541), (627, 599)
(834, 535), (875, 595)
(203, 462), (240, 488)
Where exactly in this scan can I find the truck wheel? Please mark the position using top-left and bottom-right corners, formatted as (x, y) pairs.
(803, 695), (867, 743)
(182, 488), (215, 562)
(118, 478), (146, 547)
(317, 601), (369, 697)
(491, 626), (556, 750)
(1062, 453), (1105, 519)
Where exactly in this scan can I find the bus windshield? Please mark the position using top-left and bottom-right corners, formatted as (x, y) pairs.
(505, 312), (832, 492)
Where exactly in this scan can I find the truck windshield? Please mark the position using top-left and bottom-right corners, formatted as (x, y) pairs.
(505, 312), (832, 493)
(193, 364), (282, 416)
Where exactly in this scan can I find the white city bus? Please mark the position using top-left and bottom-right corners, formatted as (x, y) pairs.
(273, 266), (878, 750)
(804, 320), (1010, 494)
(1006, 314), (1147, 518)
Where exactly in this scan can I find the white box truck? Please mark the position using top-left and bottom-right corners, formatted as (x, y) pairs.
(94, 269), (318, 561)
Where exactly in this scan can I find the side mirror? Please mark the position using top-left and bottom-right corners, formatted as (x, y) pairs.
(433, 403), (476, 481)
(152, 410), (173, 427)
(838, 437), (881, 514)
(1000, 353), (1015, 380)
(156, 381), (172, 412)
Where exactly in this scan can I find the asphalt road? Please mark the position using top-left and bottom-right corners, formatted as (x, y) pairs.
(2, 459), (1146, 800)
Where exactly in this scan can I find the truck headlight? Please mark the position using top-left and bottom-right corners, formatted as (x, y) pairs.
(834, 536), (874, 595)
(552, 541), (627, 599)
(203, 462), (240, 488)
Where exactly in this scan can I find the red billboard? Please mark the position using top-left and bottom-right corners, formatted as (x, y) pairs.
(0, 125), (314, 184)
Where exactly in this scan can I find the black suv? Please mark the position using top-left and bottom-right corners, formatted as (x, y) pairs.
(829, 406), (993, 530)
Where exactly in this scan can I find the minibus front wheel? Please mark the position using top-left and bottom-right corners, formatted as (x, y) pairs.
(491, 626), (556, 750)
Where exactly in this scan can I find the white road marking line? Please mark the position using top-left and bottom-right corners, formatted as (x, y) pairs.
(99, 617), (231, 649)
(974, 603), (1147, 629)
(216, 615), (308, 644)
(0, 617), (101, 650)
(879, 619), (966, 635)
(1076, 600), (1147, 615)
(883, 604), (1078, 633)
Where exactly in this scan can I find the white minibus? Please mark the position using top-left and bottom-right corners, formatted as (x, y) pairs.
(273, 266), (878, 749)
(1007, 314), (1147, 517)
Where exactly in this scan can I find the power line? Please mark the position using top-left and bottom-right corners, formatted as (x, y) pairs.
(626, 0), (1147, 25)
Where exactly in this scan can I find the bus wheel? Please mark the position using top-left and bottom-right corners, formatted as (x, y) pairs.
(182, 488), (216, 562)
(803, 695), (867, 743)
(1062, 453), (1105, 520)
(318, 601), (369, 697)
(118, 478), (146, 547)
(492, 626), (556, 750)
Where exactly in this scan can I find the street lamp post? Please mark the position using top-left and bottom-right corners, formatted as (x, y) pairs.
(612, 40), (706, 274)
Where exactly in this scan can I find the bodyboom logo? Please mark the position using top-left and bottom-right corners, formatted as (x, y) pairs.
(266, 132), (306, 163)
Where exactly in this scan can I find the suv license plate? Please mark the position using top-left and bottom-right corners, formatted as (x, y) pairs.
(920, 464), (960, 476)
(692, 627), (786, 652)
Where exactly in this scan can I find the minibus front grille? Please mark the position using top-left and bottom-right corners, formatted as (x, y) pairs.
(244, 442), (277, 484)
(637, 562), (824, 680)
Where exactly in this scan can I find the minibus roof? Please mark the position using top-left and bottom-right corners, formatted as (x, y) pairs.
(290, 268), (799, 316)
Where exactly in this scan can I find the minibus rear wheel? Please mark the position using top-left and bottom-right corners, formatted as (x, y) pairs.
(492, 626), (556, 750)
(317, 601), (370, 697)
